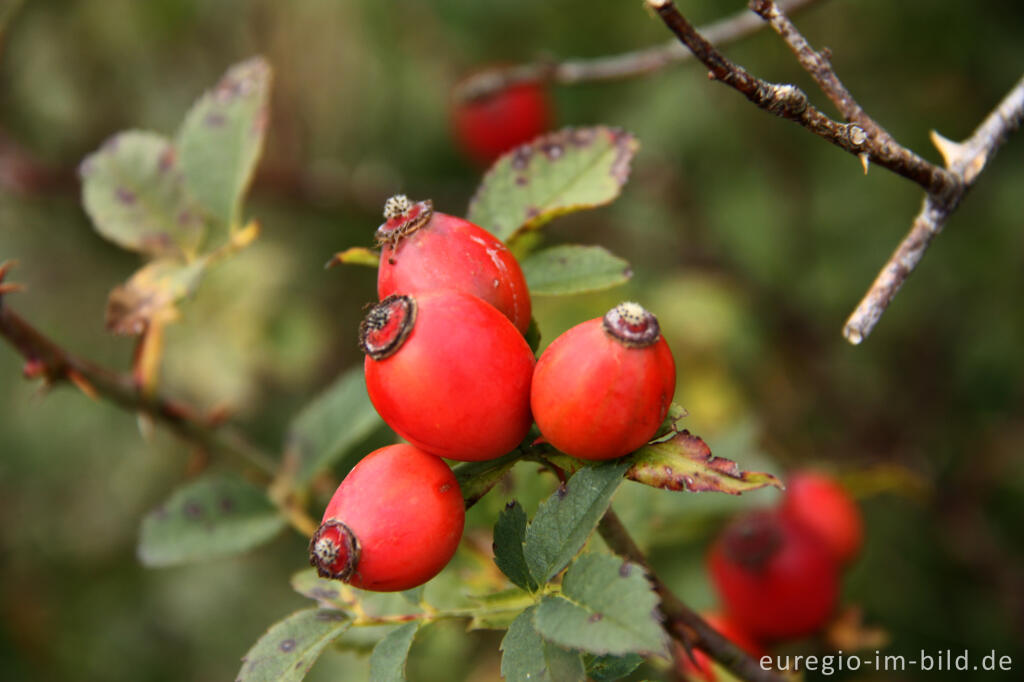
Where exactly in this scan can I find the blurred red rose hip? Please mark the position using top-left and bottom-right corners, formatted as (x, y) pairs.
(781, 470), (864, 565)
(453, 80), (553, 166)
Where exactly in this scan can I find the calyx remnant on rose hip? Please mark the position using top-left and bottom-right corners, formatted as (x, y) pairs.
(359, 294), (417, 360)
(722, 511), (784, 571)
(309, 519), (360, 581)
(375, 195), (434, 247)
(602, 301), (661, 347)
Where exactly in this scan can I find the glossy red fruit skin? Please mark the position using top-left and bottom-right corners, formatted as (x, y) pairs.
(781, 470), (863, 565)
(453, 82), (552, 166)
(362, 291), (534, 461)
(377, 198), (531, 335)
(677, 612), (764, 682)
(708, 510), (840, 641)
(309, 444), (464, 592)
(530, 304), (676, 460)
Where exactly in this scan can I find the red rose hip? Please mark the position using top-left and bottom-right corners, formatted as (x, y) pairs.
(781, 470), (863, 565)
(530, 302), (676, 460)
(452, 80), (553, 166)
(376, 195), (531, 335)
(361, 290), (534, 461)
(708, 510), (839, 641)
(309, 444), (465, 592)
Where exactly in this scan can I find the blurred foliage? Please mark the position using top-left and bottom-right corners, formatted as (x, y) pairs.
(2, 0), (1024, 680)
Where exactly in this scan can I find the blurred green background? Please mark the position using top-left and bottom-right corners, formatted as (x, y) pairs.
(2, 0), (1023, 680)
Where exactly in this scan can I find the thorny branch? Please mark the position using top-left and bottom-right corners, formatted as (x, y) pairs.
(645, 0), (1024, 343)
(453, 0), (822, 102)
(644, 0), (955, 196)
(843, 75), (1024, 343)
(597, 507), (784, 682)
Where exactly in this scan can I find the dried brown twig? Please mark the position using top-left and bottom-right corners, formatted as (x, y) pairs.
(646, 0), (1024, 344)
(453, 0), (821, 102)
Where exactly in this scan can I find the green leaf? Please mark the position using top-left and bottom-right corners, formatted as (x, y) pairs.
(237, 608), (350, 682)
(80, 130), (205, 258)
(290, 569), (356, 611)
(178, 56), (271, 234)
(105, 257), (206, 335)
(453, 449), (522, 508)
(493, 500), (539, 592)
(533, 554), (668, 658)
(467, 126), (638, 242)
(501, 607), (586, 682)
(286, 367), (381, 485)
(524, 317), (542, 354)
(368, 622), (419, 682)
(521, 245), (632, 296)
(627, 429), (783, 494)
(584, 652), (646, 681)
(327, 246), (379, 268)
(138, 474), (285, 567)
(524, 460), (630, 585)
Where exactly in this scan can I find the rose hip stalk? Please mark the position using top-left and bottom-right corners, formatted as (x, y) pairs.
(531, 302), (676, 460)
(309, 444), (465, 592)
(361, 290), (535, 461)
(376, 195), (531, 335)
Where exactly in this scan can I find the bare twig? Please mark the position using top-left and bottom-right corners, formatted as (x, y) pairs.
(598, 507), (783, 682)
(749, 0), (959, 201)
(843, 75), (1024, 343)
(453, 0), (822, 102)
(0, 262), (278, 476)
(644, 0), (956, 195)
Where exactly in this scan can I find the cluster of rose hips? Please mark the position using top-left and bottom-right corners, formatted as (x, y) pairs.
(309, 195), (676, 592)
(680, 471), (864, 680)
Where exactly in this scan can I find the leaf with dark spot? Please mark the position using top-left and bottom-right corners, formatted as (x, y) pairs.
(178, 56), (271, 237)
(138, 474), (285, 567)
(80, 130), (205, 258)
(533, 553), (668, 658)
(627, 429), (783, 494)
(237, 608), (350, 682)
(467, 126), (638, 243)
(521, 244), (632, 296)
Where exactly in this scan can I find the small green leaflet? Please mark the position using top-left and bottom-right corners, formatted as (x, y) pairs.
(237, 608), (350, 682)
(467, 126), (638, 243)
(500, 607), (585, 682)
(368, 622), (420, 682)
(533, 553), (668, 658)
(137, 474), (285, 567)
(523, 460), (630, 585)
(493, 500), (539, 592)
(178, 56), (271, 235)
(521, 244), (632, 296)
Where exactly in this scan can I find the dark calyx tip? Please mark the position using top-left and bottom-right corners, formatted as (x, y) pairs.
(309, 520), (360, 581)
(723, 511), (783, 571)
(375, 195), (434, 247)
(602, 301), (660, 347)
(359, 294), (417, 360)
